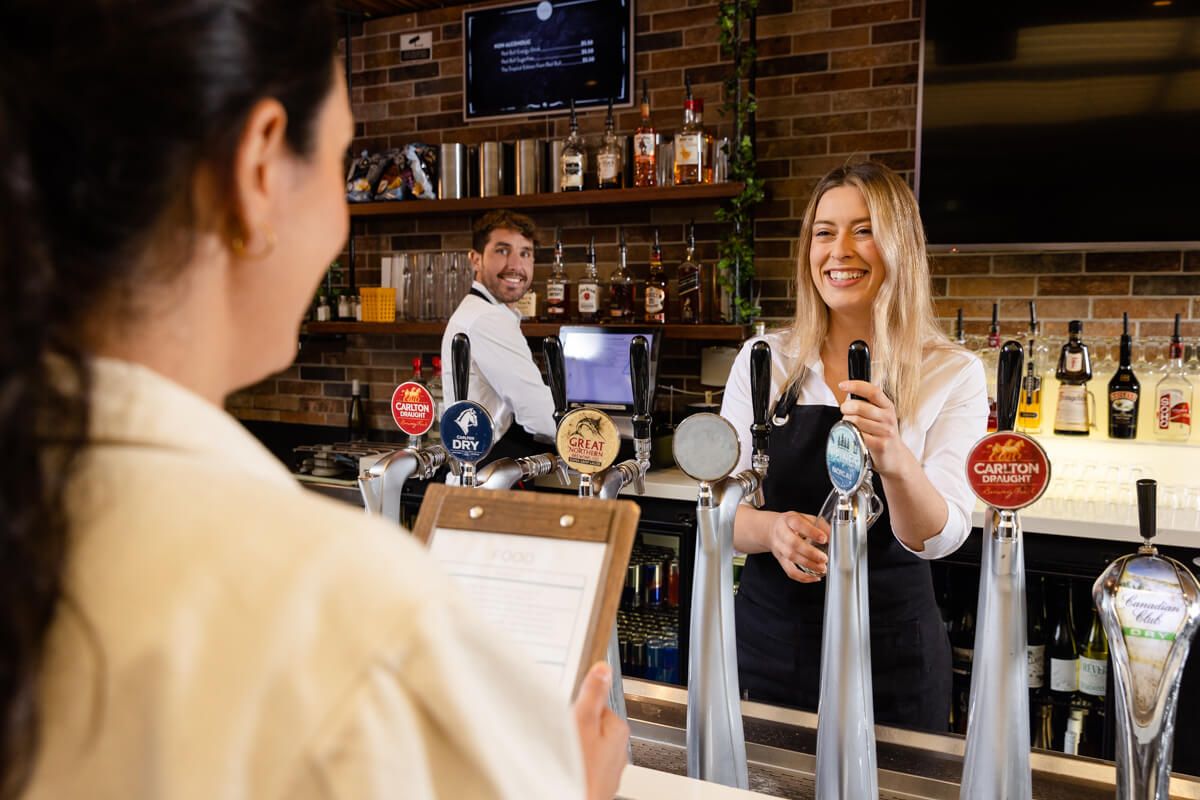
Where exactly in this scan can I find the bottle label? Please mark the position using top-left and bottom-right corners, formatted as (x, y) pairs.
(675, 133), (701, 166)
(634, 133), (656, 161)
(1066, 352), (1083, 372)
(1050, 657), (1078, 692)
(517, 290), (538, 318)
(1079, 656), (1107, 696)
(597, 153), (618, 180)
(678, 268), (700, 293)
(1156, 388), (1191, 432)
(1027, 644), (1046, 688)
(1063, 712), (1083, 755)
(546, 283), (565, 303)
(561, 155), (584, 189)
(645, 285), (665, 313)
(578, 282), (599, 313)
(1055, 383), (1088, 430)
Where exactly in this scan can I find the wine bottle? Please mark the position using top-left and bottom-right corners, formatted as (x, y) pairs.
(1027, 574), (1048, 738)
(1048, 578), (1080, 752)
(1053, 320), (1092, 435)
(948, 571), (976, 735)
(348, 379), (367, 441)
(1078, 607), (1109, 758)
(1108, 311), (1140, 439)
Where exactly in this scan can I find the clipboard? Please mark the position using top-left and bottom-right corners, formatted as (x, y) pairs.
(413, 483), (639, 698)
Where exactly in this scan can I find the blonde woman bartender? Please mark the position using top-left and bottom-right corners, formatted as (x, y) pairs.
(719, 162), (988, 730)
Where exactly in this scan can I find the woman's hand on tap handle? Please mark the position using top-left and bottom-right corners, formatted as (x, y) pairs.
(837, 380), (915, 480)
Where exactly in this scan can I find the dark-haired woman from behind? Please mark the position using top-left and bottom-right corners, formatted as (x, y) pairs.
(0, 2), (625, 798)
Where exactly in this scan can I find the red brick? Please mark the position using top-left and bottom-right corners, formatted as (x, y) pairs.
(871, 20), (920, 44)
(793, 27), (870, 54)
(830, 43), (911, 69)
(868, 107), (916, 129)
(651, 7), (716, 30)
(651, 45), (720, 69)
(871, 63), (917, 86)
(793, 111), (869, 135)
(828, 129), (907, 153)
(1093, 299), (1190, 320)
(948, 277), (1037, 297)
(831, 86), (914, 111)
(1039, 276), (1130, 296)
(793, 69), (871, 93)
(929, 254), (989, 276)
(831, 1), (910, 27)
(362, 84), (413, 104)
(758, 94), (832, 119)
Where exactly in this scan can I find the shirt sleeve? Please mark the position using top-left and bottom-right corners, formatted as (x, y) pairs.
(467, 311), (557, 439)
(897, 353), (988, 560)
(718, 340), (757, 477)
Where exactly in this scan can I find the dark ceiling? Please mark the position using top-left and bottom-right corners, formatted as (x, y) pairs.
(334, 0), (472, 15)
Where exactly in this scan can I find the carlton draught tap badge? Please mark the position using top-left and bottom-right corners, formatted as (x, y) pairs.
(391, 381), (435, 436)
(966, 431), (1051, 510)
(555, 408), (619, 474)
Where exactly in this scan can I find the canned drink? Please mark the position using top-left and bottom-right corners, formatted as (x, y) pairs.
(623, 563), (643, 610)
(644, 561), (665, 608)
(628, 636), (647, 679)
(668, 559), (679, 607)
(662, 637), (679, 685)
(646, 637), (666, 683)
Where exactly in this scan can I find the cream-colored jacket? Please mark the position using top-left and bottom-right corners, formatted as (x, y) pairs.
(25, 359), (584, 800)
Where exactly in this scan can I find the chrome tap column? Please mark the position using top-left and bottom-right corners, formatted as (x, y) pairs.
(672, 339), (771, 789)
(815, 339), (881, 800)
(1095, 478), (1200, 800)
(595, 335), (652, 501)
(440, 332), (495, 486)
(960, 341), (1049, 800)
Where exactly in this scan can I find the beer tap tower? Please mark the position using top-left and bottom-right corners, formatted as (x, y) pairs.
(670, 339), (772, 790)
(960, 341), (1046, 800)
(1094, 479), (1200, 800)
(815, 340), (883, 800)
(439, 332), (495, 486)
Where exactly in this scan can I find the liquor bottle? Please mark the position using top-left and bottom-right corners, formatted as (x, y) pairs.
(694, 97), (714, 184)
(1017, 349), (1043, 434)
(948, 571), (976, 735)
(516, 287), (539, 321)
(1048, 578), (1080, 752)
(1078, 607), (1109, 759)
(673, 75), (703, 186)
(1053, 320), (1092, 435)
(1153, 312), (1192, 441)
(577, 234), (601, 323)
(559, 98), (585, 192)
(607, 227), (634, 322)
(644, 228), (668, 323)
(678, 219), (704, 323)
(348, 379), (368, 441)
(1108, 311), (1140, 439)
(545, 225), (570, 320)
(597, 98), (624, 190)
(984, 303), (1001, 432)
(1026, 300), (1050, 371)
(633, 79), (657, 188)
(1027, 574), (1048, 738)
(954, 308), (966, 346)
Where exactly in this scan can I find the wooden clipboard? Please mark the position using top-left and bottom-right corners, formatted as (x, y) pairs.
(413, 483), (639, 697)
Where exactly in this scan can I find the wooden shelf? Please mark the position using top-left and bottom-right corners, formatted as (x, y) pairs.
(304, 320), (749, 341)
(347, 182), (744, 218)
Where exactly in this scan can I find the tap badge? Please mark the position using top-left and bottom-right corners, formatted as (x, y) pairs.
(440, 400), (493, 463)
(965, 430), (1050, 509)
(555, 408), (619, 475)
(391, 381), (435, 436)
(826, 420), (869, 495)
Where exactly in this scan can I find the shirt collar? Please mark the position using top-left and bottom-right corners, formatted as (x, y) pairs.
(471, 281), (521, 320)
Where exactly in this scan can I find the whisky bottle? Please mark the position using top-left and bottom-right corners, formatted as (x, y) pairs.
(545, 225), (570, 321)
(633, 79), (657, 188)
(597, 97), (623, 190)
(1053, 320), (1092, 435)
(577, 234), (601, 323)
(607, 226), (634, 322)
(644, 228), (668, 323)
(516, 287), (539, 321)
(694, 97), (714, 185)
(673, 75), (703, 186)
(559, 98), (585, 192)
(1108, 311), (1140, 439)
(1154, 313), (1192, 441)
(678, 219), (704, 323)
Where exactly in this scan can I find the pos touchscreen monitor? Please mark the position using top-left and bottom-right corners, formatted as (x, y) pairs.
(558, 326), (659, 436)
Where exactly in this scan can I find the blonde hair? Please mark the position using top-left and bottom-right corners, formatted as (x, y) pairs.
(784, 161), (952, 423)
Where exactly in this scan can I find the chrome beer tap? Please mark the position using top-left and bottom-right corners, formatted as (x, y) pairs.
(815, 339), (884, 800)
(595, 335), (652, 500)
(960, 341), (1046, 800)
(439, 332), (495, 487)
(671, 339), (772, 790)
(1094, 478), (1200, 800)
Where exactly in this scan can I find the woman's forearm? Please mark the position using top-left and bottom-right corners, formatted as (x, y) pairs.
(733, 504), (774, 554)
(876, 449), (949, 552)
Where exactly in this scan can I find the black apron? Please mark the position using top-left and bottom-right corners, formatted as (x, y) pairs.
(734, 392), (951, 732)
(467, 287), (548, 470)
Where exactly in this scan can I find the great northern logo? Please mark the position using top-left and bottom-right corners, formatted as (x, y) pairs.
(556, 409), (619, 474)
(966, 431), (1050, 510)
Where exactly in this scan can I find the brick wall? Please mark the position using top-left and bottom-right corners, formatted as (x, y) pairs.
(227, 0), (1198, 433)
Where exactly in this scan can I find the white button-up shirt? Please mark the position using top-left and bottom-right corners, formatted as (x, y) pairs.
(719, 330), (988, 559)
(440, 281), (556, 440)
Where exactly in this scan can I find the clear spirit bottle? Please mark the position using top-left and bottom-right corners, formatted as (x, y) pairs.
(559, 98), (585, 192)
(607, 227), (634, 322)
(633, 79), (656, 188)
(1153, 312), (1192, 441)
(597, 97), (623, 190)
(643, 228), (667, 323)
(577, 234), (601, 323)
(545, 225), (570, 321)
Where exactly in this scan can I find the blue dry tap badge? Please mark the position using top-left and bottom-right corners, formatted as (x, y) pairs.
(440, 400), (495, 463)
(825, 420), (869, 495)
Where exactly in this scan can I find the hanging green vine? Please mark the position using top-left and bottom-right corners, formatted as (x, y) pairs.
(714, 0), (763, 323)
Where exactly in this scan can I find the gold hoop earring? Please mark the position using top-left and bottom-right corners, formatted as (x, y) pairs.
(231, 225), (277, 260)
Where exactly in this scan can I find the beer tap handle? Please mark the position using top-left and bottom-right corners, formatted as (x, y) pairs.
(996, 340), (1023, 432)
(749, 341), (771, 455)
(847, 340), (870, 401)
(1137, 478), (1158, 547)
(452, 332), (470, 403)
(543, 335), (567, 425)
(630, 335), (651, 442)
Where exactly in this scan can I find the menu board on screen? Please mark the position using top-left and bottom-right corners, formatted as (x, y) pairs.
(463, 0), (632, 121)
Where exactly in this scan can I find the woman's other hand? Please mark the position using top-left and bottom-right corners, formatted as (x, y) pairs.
(838, 380), (917, 478)
(573, 662), (629, 800)
(767, 511), (829, 583)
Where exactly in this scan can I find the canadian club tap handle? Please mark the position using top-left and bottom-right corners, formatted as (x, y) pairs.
(847, 340), (870, 401)
(452, 332), (470, 402)
(749, 341), (771, 453)
(543, 335), (568, 424)
(1137, 478), (1158, 543)
(630, 335), (651, 440)
(996, 340), (1024, 432)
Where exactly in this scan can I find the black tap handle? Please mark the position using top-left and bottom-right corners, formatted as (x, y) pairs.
(629, 335), (651, 440)
(543, 335), (568, 424)
(452, 332), (470, 402)
(749, 341), (771, 453)
(847, 340), (870, 401)
(1137, 479), (1157, 542)
(996, 340), (1024, 432)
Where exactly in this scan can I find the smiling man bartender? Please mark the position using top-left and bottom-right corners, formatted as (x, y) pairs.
(441, 210), (557, 464)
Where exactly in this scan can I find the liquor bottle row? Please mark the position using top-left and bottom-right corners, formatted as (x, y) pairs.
(558, 75), (721, 192)
(516, 222), (727, 325)
(965, 303), (1196, 443)
(943, 567), (1112, 759)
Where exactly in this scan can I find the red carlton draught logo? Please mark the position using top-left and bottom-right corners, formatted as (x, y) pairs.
(965, 431), (1051, 510)
(391, 381), (435, 436)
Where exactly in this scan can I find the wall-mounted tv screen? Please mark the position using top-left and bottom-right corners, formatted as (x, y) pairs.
(916, 1), (1200, 250)
(463, 0), (632, 121)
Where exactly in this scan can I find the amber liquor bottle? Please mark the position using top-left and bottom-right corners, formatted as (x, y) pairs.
(597, 97), (623, 190)
(577, 234), (601, 323)
(673, 75), (703, 186)
(1053, 320), (1092, 435)
(545, 225), (570, 321)
(677, 219), (704, 323)
(644, 228), (668, 323)
(633, 79), (656, 188)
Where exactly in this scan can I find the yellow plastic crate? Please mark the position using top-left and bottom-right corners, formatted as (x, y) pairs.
(360, 287), (396, 322)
